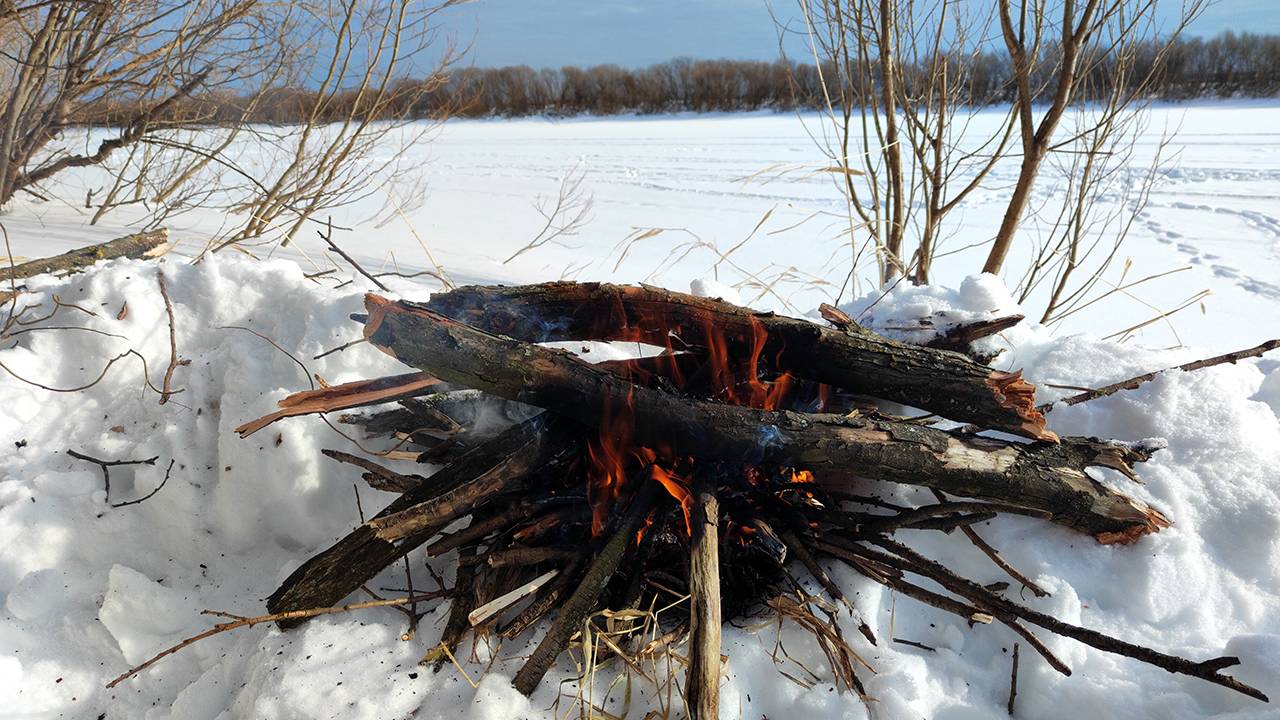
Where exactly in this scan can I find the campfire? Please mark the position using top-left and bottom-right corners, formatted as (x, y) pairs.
(230, 281), (1265, 714)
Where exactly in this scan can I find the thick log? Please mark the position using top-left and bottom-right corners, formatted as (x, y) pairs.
(1, 228), (169, 282)
(419, 282), (1054, 440)
(266, 416), (564, 626)
(686, 476), (722, 720)
(360, 295), (1169, 542)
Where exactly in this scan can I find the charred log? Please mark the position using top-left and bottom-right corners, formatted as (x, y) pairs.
(418, 282), (1053, 440)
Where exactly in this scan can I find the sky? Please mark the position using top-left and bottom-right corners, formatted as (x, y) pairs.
(435, 0), (1280, 69)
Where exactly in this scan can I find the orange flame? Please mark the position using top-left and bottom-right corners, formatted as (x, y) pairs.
(650, 465), (694, 535)
(583, 300), (816, 536)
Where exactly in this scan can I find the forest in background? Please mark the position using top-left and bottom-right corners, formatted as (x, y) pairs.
(77, 31), (1280, 124)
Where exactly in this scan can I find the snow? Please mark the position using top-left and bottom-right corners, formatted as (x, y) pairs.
(2, 102), (1280, 719)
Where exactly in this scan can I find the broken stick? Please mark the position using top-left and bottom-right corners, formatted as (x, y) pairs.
(687, 475), (722, 720)
(267, 416), (564, 625)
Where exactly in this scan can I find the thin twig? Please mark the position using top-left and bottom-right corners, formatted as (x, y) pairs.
(156, 270), (182, 405)
(67, 450), (158, 504)
(314, 337), (366, 360)
(105, 590), (451, 688)
(930, 490), (1049, 598)
(1041, 338), (1280, 412)
(893, 637), (936, 652)
(110, 458), (176, 508)
(1008, 643), (1020, 715)
(319, 219), (388, 291)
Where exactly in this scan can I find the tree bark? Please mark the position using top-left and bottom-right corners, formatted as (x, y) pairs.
(1, 228), (168, 282)
(418, 282), (1054, 441)
(266, 416), (564, 625)
(360, 295), (1169, 543)
(686, 476), (721, 719)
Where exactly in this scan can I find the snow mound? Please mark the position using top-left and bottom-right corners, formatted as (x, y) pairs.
(838, 273), (1023, 358)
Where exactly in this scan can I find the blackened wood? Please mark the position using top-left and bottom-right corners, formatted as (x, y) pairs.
(321, 449), (423, 492)
(425, 544), (479, 671)
(925, 314), (1024, 354)
(266, 416), (561, 627)
(512, 482), (657, 696)
(420, 282), (1053, 440)
(360, 296), (1169, 542)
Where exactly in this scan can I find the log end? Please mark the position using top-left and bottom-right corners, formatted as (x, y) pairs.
(1095, 505), (1171, 545)
(986, 370), (1057, 442)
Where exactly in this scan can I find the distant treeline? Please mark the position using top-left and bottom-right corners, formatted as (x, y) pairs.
(83, 31), (1280, 124)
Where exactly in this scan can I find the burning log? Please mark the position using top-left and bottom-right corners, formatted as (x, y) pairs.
(417, 282), (1053, 440)
(359, 295), (1166, 541)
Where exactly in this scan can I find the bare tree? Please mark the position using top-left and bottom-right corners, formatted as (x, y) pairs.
(0, 0), (466, 263)
(0, 0), (268, 208)
(204, 0), (466, 255)
(796, 0), (1016, 287)
(981, 0), (1204, 275)
(796, 0), (1206, 324)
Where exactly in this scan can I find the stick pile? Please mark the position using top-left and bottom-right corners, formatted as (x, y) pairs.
(238, 281), (1267, 713)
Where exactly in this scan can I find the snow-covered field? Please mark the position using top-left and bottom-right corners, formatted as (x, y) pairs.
(2, 102), (1280, 719)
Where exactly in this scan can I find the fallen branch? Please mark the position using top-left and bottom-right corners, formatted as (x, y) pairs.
(870, 536), (1268, 701)
(0, 228), (169, 283)
(67, 450), (158, 504)
(105, 590), (450, 688)
(112, 459), (176, 508)
(1040, 338), (1280, 412)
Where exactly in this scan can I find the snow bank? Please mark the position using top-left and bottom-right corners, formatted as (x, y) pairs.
(1, 259), (1278, 719)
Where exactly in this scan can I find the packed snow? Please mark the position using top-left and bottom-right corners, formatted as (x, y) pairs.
(2, 103), (1280, 719)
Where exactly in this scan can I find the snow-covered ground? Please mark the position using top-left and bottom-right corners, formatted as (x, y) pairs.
(2, 103), (1280, 719)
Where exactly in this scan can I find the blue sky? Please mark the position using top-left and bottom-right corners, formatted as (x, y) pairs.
(437, 0), (1280, 69)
